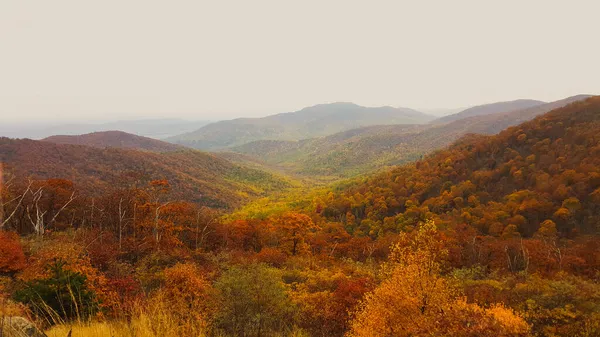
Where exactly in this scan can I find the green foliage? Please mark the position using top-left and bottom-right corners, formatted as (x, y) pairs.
(225, 165), (294, 194)
(214, 263), (296, 336)
(15, 259), (98, 323)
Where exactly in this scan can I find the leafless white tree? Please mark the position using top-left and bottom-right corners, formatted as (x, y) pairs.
(0, 180), (32, 229)
(26, 186), (76, 236)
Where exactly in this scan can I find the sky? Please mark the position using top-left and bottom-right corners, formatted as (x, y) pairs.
(1, 0), (599, 123)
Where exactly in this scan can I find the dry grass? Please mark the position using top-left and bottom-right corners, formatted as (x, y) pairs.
(45, 300), (208, 337)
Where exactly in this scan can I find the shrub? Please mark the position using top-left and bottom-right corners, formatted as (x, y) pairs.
(0, 231), (26, 274)
(14, 259), (98, 324)
(214, 263), (296, 336)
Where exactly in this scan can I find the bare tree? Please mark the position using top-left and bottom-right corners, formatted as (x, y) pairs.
(118, 197), (128, 250)
(0, 179), (32, 230)
(26, 187), (76, 236)
(153, 202), (171, 246)
(195, 207), (217, 250)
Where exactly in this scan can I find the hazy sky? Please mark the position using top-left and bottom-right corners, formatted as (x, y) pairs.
(1, 0), (599, 123)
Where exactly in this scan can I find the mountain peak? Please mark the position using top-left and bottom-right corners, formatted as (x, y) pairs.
(168, 103), (433, 150)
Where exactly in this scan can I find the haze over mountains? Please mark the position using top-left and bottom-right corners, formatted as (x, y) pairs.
(0, 93), (593, 198)
(2, 95), (599, 336)
(0, 119), (211, 140)
(225, 94), (593, 178)
(434, 99), (545, 124)
(167, 102), (435, 149)
(3, 94), (593, 189)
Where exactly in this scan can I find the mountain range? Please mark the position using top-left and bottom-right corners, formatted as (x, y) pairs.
(167, 102), (435, 149)
(225, 95), (592, 178)
(1, 94), (594, 208)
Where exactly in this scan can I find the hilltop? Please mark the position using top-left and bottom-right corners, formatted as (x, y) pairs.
(43, 131), (185, 152)
(168, 102), (434, 149)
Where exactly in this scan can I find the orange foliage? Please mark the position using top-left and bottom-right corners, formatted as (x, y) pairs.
(0, 231), (26, 274)
(157, 262), (214, 327)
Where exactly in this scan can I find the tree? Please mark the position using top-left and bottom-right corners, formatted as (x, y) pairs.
(273, 212), (319, 255)
(0, 231), (26, 274)
(214, 263), (295, 337)
(155, 262), (214, 332)
(348, 221), (530, 336)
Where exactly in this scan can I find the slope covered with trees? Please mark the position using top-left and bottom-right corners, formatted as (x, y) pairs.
(168, 102), (434, 149)
(318, 96), (600, 238)
(2, 97), (600, 337)
(0, 138), (290, 208)
(229, 95), (591, 178)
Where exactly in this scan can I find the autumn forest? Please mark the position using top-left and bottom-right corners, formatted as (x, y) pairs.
(0, 95), (599, 337)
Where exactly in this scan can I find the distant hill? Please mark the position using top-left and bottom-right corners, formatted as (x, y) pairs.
(168, 102), (434, 149)
(462, 94), (593, 134)
(0, 139), (291, 209)
(0, 119), (211, 140)
(43, 131), (185, 152)
(434, 99), (545, 124)
(229, 95), (592, 178)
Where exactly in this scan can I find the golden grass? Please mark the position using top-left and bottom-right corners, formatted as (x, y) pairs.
(45, 299), (208, 337)
(46, 310), (207, 337)
(46, 322), (118, 337)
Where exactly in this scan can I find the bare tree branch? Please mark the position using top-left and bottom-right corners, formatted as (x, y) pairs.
(1, 180), (33, 229)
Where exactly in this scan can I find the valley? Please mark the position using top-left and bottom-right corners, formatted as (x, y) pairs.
(1, 95), (599, 337)
(3, 3), (599, 336)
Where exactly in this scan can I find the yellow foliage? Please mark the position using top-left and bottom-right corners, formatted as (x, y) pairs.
(348, 221), (531, 337)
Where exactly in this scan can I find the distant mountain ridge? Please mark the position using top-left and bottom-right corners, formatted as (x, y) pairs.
(228, 95), (593, 178)
(434, 99), (546, 124)
(43, 131), (185, 152)
(167, 102), (434, 149)
(460, 94), (593, 134)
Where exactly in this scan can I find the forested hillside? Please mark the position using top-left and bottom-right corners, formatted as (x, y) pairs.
(0, 138), (290, 208)
(2, 97), (600, 337)
(229, 95), (591, 178)
(317, 96), (600, 238)
(168, 102), (434, 149)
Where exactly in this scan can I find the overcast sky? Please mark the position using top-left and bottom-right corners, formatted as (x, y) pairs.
(1, 0), (599, 123)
